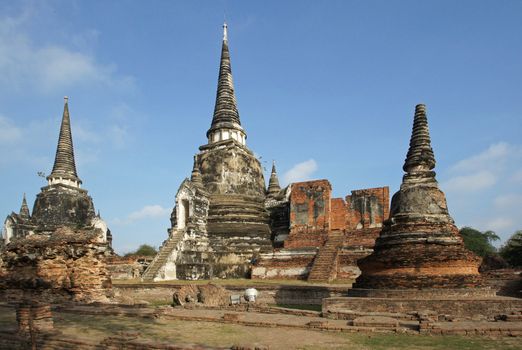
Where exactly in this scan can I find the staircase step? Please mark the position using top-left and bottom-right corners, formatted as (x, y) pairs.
(307, 232), (345, 282)
(142, 230), (185, 281)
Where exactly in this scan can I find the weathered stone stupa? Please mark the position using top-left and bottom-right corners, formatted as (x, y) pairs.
(355, 104), (482, 289)
(2, 98), (111, 245)
(143, 23), (272, 281)
(2, 98), (111, 246)
(0, 98), (113, 304)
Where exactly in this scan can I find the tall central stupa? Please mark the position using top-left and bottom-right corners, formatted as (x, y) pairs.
(143, 23), (272, 281)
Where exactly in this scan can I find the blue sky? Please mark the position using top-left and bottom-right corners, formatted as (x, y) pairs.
(0, 1), (520, 254)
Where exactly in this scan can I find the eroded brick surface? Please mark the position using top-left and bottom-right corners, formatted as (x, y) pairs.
(255, 179), (389, 281)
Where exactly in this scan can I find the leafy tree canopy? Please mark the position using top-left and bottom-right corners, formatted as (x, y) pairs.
(459, 227), (500, 257)
(124, 244), (157, 257)
(500, 230), (522, 267)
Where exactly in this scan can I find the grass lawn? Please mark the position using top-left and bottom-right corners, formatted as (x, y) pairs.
(1, 307), (520, 350)
(53, 313), (522, 350)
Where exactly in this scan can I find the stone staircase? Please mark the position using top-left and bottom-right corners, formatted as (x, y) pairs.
(141, 229), (184, 281)
(308, 230), (345, 283)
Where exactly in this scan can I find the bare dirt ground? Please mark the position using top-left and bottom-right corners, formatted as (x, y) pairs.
(1, 306), (521, 350)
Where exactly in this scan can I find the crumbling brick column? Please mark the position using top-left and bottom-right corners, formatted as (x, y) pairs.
(16, 301), (53, 335)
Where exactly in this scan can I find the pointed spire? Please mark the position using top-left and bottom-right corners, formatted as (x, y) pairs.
(403, 104), (436, 173)
(19, 193), (30, 219)
(191, 155), (203, 187)
(267, 161), (281, 198)
(47, 97), (82, 185)
(206, 23), (245, 141)
(223, 21), (228, 41)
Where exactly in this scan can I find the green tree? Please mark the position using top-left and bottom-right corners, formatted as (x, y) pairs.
(459, 227), (500, 257)
(500, 230), (522, 267)
(125, 244), (157, 257)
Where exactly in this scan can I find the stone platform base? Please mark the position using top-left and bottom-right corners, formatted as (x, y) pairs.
(347, 287), (496, 299)
(323, 295), (522, 321)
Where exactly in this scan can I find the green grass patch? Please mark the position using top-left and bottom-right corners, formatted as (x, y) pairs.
(52, 312), (522, 350)
(147, 299), (173, 307)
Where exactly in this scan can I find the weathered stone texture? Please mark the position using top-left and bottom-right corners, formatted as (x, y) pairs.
(323, 296), (522, 321)
(144, 26), (272, 281)
(2, 98), (111, 249)
(252, 249), (316, 280)
(199, 142), (266, 198)
(16, 301), (54, 334)
(173, 283), (230, 307)
(257, 179), (389, 282)
(0, 227), (112, 303)
(107, 255), (151, 280)
(285, 180), (331, 249)
(114, 282), (346, 306)
(345, 188), (390, 230)
(355, 104), (482, 290)
(31, 185), (96, 231)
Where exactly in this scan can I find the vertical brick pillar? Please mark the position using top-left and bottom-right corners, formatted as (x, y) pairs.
(16, 301), (54, 334)
(16, 303), (31, 334)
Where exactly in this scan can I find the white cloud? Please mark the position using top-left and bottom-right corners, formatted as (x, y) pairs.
(0, 8), (134, 93)
(0, 116), (22, 143)
(283, 159), (318, 184)
(450, 142), (510, 173)
(128, 205), (170, 221)
(0, 102), (136, 170)
(442, 170), (496, 193)
(484, 217), (514, 232)
(112, 205), (171, 226)
(494, 194), (522, 209)
(74, 124), (101, 144)
(442, 142), (522, 242)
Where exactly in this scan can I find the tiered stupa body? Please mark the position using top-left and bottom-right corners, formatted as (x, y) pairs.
(2, 98), (111, 246)
(199, 24), (271, 256)
(144, 24), (272, 281)
(355, 104), (482, 289)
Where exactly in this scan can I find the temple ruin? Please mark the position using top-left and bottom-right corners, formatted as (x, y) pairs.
(142, 24), (389, 281)
(0, 23), (521, 348)
(1, 98), (112, 248)
(0, 98), (113, 304)
(321, 105), (505, 325)
(354, 104), (483, 290)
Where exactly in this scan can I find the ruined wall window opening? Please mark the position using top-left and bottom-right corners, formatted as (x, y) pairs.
(178, 199), (190, 229)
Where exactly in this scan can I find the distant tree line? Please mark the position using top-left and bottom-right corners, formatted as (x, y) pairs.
(459, 227), (522, 269)
(124, 244), (157, 257)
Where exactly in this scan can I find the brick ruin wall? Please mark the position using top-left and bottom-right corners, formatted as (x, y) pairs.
(284, 181), (389, 249)
(107, 256), (152, 280)
(255, 180), (389, 280)
(335, 227), (383, 280)
(345, 187), (389, 231)
(323, 296), (522, 321)
(284, 180), (332, 249)
(0, 227), (113, 304)
(252, 249), (317, 280)
(113, 283), (347, 306)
